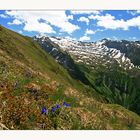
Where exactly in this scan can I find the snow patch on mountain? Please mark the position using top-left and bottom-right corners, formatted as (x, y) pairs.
(35, 35), (140, 70)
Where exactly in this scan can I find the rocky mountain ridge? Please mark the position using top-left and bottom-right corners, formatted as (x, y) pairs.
(34, 35), (140, 72)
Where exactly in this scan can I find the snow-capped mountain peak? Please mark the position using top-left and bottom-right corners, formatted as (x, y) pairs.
(34, 35), (140, 71)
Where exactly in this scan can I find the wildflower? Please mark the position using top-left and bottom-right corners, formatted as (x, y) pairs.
(63, 102), (67, 106)
(63, 101), (70, 107)
(51, 106), (57, 112)
(65, 103), (70, 107)
(56, 104), (61, 109)
(41, 106), (48, 115)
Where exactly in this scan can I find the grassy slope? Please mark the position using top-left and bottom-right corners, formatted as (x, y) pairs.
(0, 25), (140, 130)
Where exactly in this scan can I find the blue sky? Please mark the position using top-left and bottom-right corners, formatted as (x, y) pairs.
(0, 10), (140, 42)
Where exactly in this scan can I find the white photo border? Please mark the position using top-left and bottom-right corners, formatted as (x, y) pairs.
(0, 0), (140, 140)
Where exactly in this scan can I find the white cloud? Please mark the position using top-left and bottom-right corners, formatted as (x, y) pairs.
(67, 15), (73, 20)
(97, 19), (129, 30)
(106, 37), (111, 40)
(71, 10), (100, 15)
(127, 10), (140, 16)
(0, 14), (8, 18)
(85, 29), (95, 35)
(129, 36), (137, 40)
(78, 17), (89, 25)
(79, 35), (90, 41)
(24, 21), (55, 33)
(65, 36), (76, 40)
(89, 13), (140, 30)
(127, 10), (136, 16)
(89, 14), (115, 21)
(96, 28), (104, 32)
(5, 11), (80, 34)
(18, 30), (23, 34)
(8, 19), (22, 25)
(136, 10), (140, 14)
(112, 36), (118, 40)
(132, 37), (137, 39)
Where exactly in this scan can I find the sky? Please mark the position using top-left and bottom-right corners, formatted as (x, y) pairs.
(0, 10), (140, 42)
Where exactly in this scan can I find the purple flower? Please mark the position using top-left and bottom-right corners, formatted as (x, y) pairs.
(63, 102), (66, 106)
(63, 102), (70, 107)
(65, 103), (70, 107)
(52, 106), (57, 112)
(41, 107), (48, 115)
(56, 104), (61, 109)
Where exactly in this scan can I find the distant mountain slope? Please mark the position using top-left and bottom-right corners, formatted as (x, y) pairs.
(43, 36), (140, 71)
(1, 25), (140, 130)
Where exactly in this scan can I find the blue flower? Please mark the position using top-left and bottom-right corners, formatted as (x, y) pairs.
(41, 106), (48, 115)
(63, 102), (66, 106)
(65, 103), (70, 107)
(66, 104), (70, 107)
(63, 102), (70, 107)
(51, 106), (57, 112)
(56, 104), (61, 109)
